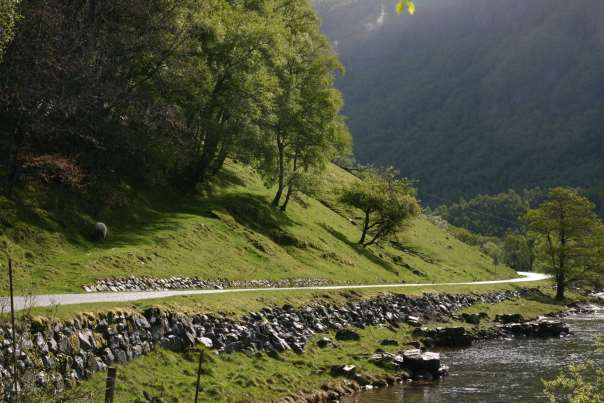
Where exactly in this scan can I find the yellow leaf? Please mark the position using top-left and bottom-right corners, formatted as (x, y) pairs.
(408, 1), (416, 15)
(396, 0), (405, 15)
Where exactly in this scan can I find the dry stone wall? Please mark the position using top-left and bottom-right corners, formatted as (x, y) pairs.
(82, 277), (335, 292)
(0, 290), (535, 399)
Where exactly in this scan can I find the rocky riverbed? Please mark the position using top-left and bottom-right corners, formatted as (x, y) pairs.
(345, 303), (604, 403)
(0, 289), (570, 400)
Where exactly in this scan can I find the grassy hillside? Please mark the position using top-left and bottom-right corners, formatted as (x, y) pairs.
(0, 162), (515, 295)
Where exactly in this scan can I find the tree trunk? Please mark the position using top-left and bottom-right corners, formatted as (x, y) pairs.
(359, 211), (370, 245)
(5, 125), (23, 198)
(364, 226), (386, 247)
(272, 135), (285, 206)
(557, 223), (567, 300)
(555, 272), (565, 300)
(88, 0), (98, 56)
(195, 112), (225, 185)
(280, 151), (298, 212)
(280, 184), (293, 212)
(195, 134), (218, 185)
(209, 132), (232, 177)
(6, 156), (20, 198)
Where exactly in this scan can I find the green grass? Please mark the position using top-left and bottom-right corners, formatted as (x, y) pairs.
(60, 326), (415, 402)
(0, 162), (516, 295)
(459, 289), (581, 320)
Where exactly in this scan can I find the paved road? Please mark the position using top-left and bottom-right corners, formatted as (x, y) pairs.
(8, 271), (550, 311)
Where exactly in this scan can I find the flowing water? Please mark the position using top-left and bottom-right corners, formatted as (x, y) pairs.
(345, 306), (604, 403)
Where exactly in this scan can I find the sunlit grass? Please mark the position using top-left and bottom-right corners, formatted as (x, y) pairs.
(0, 162), (515, 296)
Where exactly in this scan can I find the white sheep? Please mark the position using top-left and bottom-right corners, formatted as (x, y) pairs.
(94, 222), (108, 241)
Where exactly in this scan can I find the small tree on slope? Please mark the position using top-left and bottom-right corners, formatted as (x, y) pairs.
(340, 168), (420, 247)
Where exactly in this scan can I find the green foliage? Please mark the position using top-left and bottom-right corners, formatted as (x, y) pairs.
(0, 0), (348, 203)
(0, 0), (202, 198)
(527, 187), (604, 299)
(480, 241), (503, 266)
(171, 0), (285, 185)
(0, 0), (19, 62)
(435, 189), (546, 237)
(253, 0), (352, 210)
(340, 167), (420, 246)
(435, 189), (544, 273)
(447, 225), (529, 271)
(503, 232), (536, 271)
(447, 226), (482, 246)
(396, 0), (415, 15)
(543, 339), (604, 403)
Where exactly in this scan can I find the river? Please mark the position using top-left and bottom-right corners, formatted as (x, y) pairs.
(345, 306), (604, 402)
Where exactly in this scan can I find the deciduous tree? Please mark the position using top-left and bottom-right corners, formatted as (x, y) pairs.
(503, 232), (536, 271)
(0, 0), (350, 204)
(0, 0), (19, 62)
(264, 0), (351, 209)
(176, 0), (281, 186)
(527, 187), (603, 300)
(340, 168), (420, 246)
(0, 0), (198, 197)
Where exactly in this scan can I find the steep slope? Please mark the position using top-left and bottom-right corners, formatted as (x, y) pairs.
(0, 162), (513, 294)
(315, 0), (604, 206)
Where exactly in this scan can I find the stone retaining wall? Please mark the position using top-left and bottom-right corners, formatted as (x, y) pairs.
(82, 277), (336, 292)
(0, 290), (529, 399)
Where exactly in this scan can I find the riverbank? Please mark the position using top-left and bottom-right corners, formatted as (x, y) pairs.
(6, 285), (585, 401)
(344, 304), (604, 403)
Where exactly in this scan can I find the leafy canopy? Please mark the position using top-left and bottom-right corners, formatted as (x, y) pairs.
(256, 0), (351, 210)
(435, 189), (546, 237)
(0, 0), (349, 207)
(527, 187), (604, 299)
(0, 0), (20, 62)
(341, 167), (420, 246)
(396, 0), (415, 15)
(543, 339), (604, 403)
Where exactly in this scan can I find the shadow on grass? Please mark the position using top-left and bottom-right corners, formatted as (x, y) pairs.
(320, 223), (399, 275)
(202, 165), (248, 191)
(93, 191), (299, 250)
(199, 193), (296, 238)
(521, 287), (568, 305)
(3, 164), (299, 255)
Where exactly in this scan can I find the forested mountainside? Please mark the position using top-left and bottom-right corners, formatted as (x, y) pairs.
(314, 0), (604, 208)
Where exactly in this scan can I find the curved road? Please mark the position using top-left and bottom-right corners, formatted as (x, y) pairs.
(8, 272), (550, 311)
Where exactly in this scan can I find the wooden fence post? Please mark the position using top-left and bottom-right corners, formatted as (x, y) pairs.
(8, 257), (19, 401)
(105, 367), (117, 403)
(194, 350), (203, 403)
